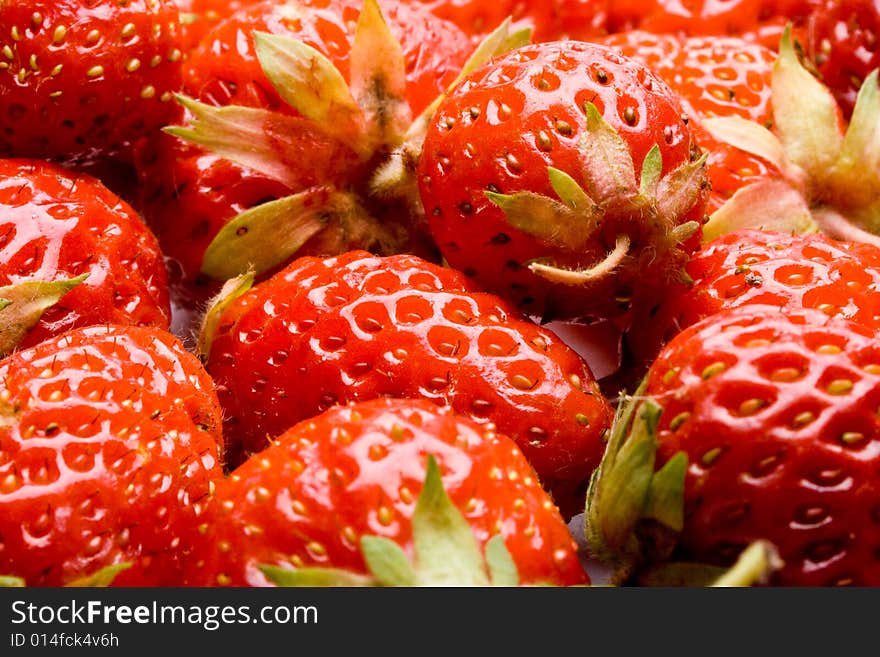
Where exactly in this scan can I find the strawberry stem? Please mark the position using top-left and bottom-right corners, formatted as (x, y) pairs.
(528, 235), (631, 286)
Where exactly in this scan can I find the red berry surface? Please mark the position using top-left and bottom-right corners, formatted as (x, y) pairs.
(199, 398), (588, 587)
(205, 251), (613, 516)
(647, 306), (880, 586)
(0, 325), (223, 586)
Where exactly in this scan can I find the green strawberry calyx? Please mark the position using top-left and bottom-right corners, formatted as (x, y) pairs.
(703, 26), (880, 246)
(0, 274), (89, 358)
(0, 563), (132, 588)
(487, 103), (707, 288)
(197, 270), (255, 361)
(260, 455), (523, 587)
(166, 0), (531, 281)
(584, 383), (688, 584)
(637, 541), (783, 587)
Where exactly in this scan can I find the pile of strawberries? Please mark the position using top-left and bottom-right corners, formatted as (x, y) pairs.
(0, 0), (879, 587)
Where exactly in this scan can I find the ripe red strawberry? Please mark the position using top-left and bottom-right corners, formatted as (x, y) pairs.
(202, 251), (613, 517)
(694, 29), (880, 252)
(626, 230), (880, 374)
(196, 398), (588, 587)
(0, 159), (171, 354)
(418, 40), (709, 324)
(0, 0), (184, 164)
(407, 0), (609, 42)
(0, 324), (223, 586)
(601, 31), (778, 213)
(588, 305), (880, 586)
(807, 0), (880, 118)
(138, 0), (495, 306)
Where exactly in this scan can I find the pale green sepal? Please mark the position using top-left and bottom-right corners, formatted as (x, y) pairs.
(655, 153), (708, 224)
(703, 179), (818, 242)
(166, 97), (343, 186)
(260, 565), (376, 587)
(201, 187), (350, 281)
(642, 452), (687, 532)
(711, 541), (783, 587)
(579, 103), (640, 208)
(772, 26), (844, 182)
(813, 206), (880, 247)
(830, 70), (880, 208)
(349, 0), (411, 147)
(0, 274), (89, 358)
(0, 576), (25, 587)
(548, 167), (595, 211)
(66, 563), (132, 588)
(639, 145), (663, 198)
(486, 535), (519, 587)
(486, 190), (599, 250)
(197, 270), (255, 361)
(593, 401), (661, 553)
(701, 116), (792, 178)
(362, 537), (419, 587)
(412, 456), (490, 586)
(585, 384), (689, 581)
(253, 31), (365, 150)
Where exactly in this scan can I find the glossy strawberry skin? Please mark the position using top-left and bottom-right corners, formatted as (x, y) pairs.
(206, 251), (613, 516)
(0, 325), (224, 586)
(647, 306), (880, 586)
(807, 0), (880, 118)
(198, 398), (588, 587)
(627, 230), (880, 376)
(0, 0), (183, 164)
(419, 41), (706, 323)
(0, 159), (171, 347)
(138, 0), (472, 306)
(601, 31), (778, 212)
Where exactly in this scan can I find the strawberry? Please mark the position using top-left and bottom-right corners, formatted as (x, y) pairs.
(201, 251), (613, 517)
(806, 0), (880, 119)
(196, 398), (587, 587)
(407, 0), (609, 42)
(0, 159), (171, 355)
(0, 324), (223, 586)
(139, 0), (519, 307)
(626, 230), (880, 375)
(698, 28), (880, 247)
(0, 0), (184, 164)
(418, 40), (709, 324)
(588, 305), (880, 586)
(601, 31), (777, 213)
